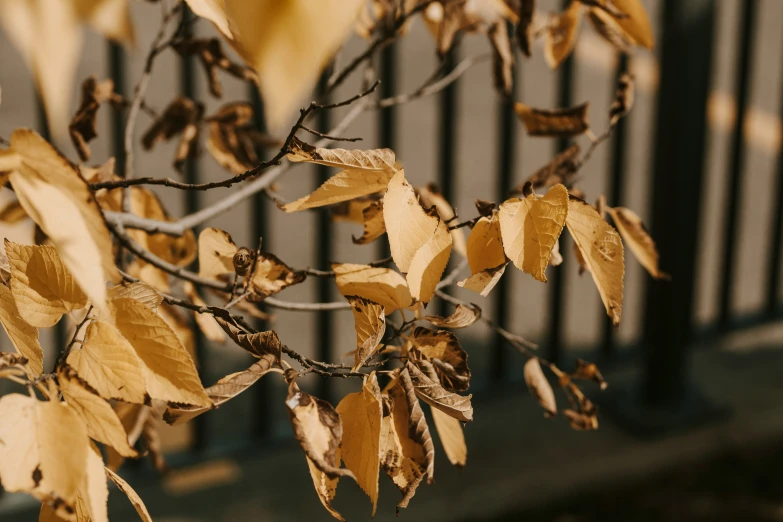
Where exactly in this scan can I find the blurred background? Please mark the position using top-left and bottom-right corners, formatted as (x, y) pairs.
(3, 0), (783, 520)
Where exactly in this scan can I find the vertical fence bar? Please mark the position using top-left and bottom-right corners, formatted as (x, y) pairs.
(546, 0), (574, 366)
(601, 53), (629, 358)
(717, 0), (757, 329)
(766, 61), (783, 315)
(377, 43), (396, 259)
(492, 25), (516, 380)
(640, 0), (716, 413)
(437, 46), (459, 317)
(316, 73), (334, 403)
(179, 5), (208, 452)
(109, 42), (126, 176)
(249, 86), (273, 437)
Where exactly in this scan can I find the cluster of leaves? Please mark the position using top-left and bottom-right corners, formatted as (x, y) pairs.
(0, 0), (668, 520)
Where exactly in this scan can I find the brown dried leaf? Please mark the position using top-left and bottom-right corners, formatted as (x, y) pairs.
(347, 296), (386, 372)
(517, 0), (536, 57)
(283, 169), (395, 212)
(307, 453), (344, 522)
(333, 263), (413, 313)
(286, 379), (357, 481)
(172, 38), (257, 99)
(571, 358), (607, 390)
(514, 102), (590, 137)
(250, 253), (306, 298)
(409, 327), (471, 392)
(405, 361), (473, 422)
(499, 184), (569, 282)
(564, 408), (599, 430)
(607, 206), (668, 280)
(523, 143), (580, 191)
(106, 468), (153, 522)
(545, 1), (583, 69)
(69, 77), (118, 161)
(567, 198), (624, 326)
(609, 73), (635, 125)
(213, 314), (282, 362)
(142, 417), (167, 474)
(142, 97), (203, 171)
(586, 7), (633, 54)
(352, 200), (386, 245)
(0, 282), (43, 376)
(422, 303), (481, 329)
(197, 227), (237, 281)
(287, 137), (397, 173)
(489, 22), (514, 97)
(524, 358), (557, 417)
(336, 373), (383, 515)
(396, 369), (435, 484)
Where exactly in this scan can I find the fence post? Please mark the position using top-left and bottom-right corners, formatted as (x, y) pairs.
(606, 0), (724, 434)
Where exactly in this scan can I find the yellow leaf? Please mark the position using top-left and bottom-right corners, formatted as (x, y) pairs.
(499, 184), (569, 282)
(423, 303), (481, 329)
(197, 227), (237, 281)
(332, 263), (413, 313)
(283, 169), (395, 212)
(383, 170), (439, 274)
(566, 198), (624, 326)
(351, 200), (386, 245)
(457, 263), (507, 297)
(185, 0), (235, 41)
(307, 454), (344, 522)
(405, 361), (473, 422)
(336, 373), (383, 515)
(58, 367), (139, 458)
(431, 407), (466, 468)
(107, 282), (162, 311)
(0, 282), (43, 375)
(106, 468), (153, 522)
(225, 0), (365, 131)
(607, 206), (668, 280)
(111, 297), (211, 407)
(250, 253), (306, 298)
(5, 241), (88, 328)
(66, 320), (147, 404)
(606, 0), (654, 49)
(406, 217), (452, 304)
(73, 0), (135, 44)
(524, 358), (557, 417)
(346, 296), (386, 372)
(0, 393), (39, 493)
(544, 0), (583, 69)
(80, 447), (109, 522)
(464, 212), (506, 274)
(286, 138), (397, 173)
(183, 282), (226, 343)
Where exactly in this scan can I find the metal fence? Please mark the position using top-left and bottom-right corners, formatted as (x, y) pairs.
(6, 0), (783, 459)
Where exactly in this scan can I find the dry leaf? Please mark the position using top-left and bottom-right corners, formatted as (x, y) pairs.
(80, 446), (109, 522)
(5, 241), (88, 328)
(571, 358), (607, 390)
(206, 102), (265, 174)
(609, 73), (635, 125)
(213, 315), (282, 361)
(336, 373), (383, 515)
(567, 198), (624, 326)
(225, 0), (364, 131)
(499, 184), (569, 282)
(185, 0), (234, 40)
(607, 206), (667, 280)
(597, 0), (654, 49)
(141, 97), (203, 171)
(67, 320), (148, 404)
(564, 408), (599, 430)
(197, 227), (237, 281)
(544, 1), (583, 69)
(517, 0), (536, 57)
(431, 407), (467, 468)
(287, 137), (397, 173)
(524, 143), (580, 191)
(106, 468), (153, 522)
(406, 217), (452, 303)
(514, 102), (590, 137)
(111, 297), (211, 407)
(347, 296), (386, 372)
(397, 368), (435, 483)
(69, 77), (119, 162)
(58, 367), (139, 458)
(250, 253), (306, 298)
(418, 183), (467, 258)
(0, 282), (43, 375)
(460, 211), (506, 282)
(0, 394), (40, 494)
(183, 282), (226, 343)
(408, 327), (471, 392)
(307, 453), (344, 522)
(489, 22), (513, 97)
(352, 200), (386, 245)
(422, 303), (481, 329)
(283, 169), (395, 212)
(524, 358), (557, 417)
(172, 37), (257, 98)
(586, 7), (633, 54)
(405, 361), (472, 422)
(333, 263), (413, 312)
(107, 282), (162, 311)
(457, 264), (507, 297)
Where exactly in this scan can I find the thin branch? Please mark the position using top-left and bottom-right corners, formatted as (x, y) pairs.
(304, 256), (392, 277)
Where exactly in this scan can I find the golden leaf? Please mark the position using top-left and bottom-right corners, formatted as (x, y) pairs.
(106, 468), (153, 522)
(250, 253), (306, 298)
(164, 357), (283, 425)
(283, 169), (395, 212)
(67, 320), (147, 404)
(514, 102), (590, 137)
(458, 212), (507, 295)
(58, 367), (138, 458)
(417, 183), (467, 258)
(287, 137), (397, 173)
(396, 368), (435, 484)
(347, 296), (386, 372)
(307, 453), (344, 522)
(602, 0), (654, 49)
(586, 8), (634, 54)
(422, 303), (481, 329)
(214, 315), (283, 361)
(607, 206), (668, 280)
(431, 407), (466, 468)
(458, 264), (507, 296)
(225, 0), (365, 131)
(566, 198), (624, 326)
(408, 327), (470, 392)
(352, 200), (386, 245)
(383, 170), (438, 273)
(185, 0), (235, 40)
(336, 373), (383, 515)
(332, 263), (413, 313)
(107, 282), (162, 311)
(205, 102), (264, 175)
(80, 447), (109, 522)
(5, 241), (88, 328)
(0, 282), (43, 375)
(0, 394), (39, 493)
(524, 358), (557, 417)
(183, 282), (226, 343)
(286, 379), (356, 481)
(405, 361), (472, 422)
(406, 216), (453, 304)
(197, 227), (237, 281)
(544, 0), (583, 69)
(111, 297), (210, 407)
(499, 184), (569, 282)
